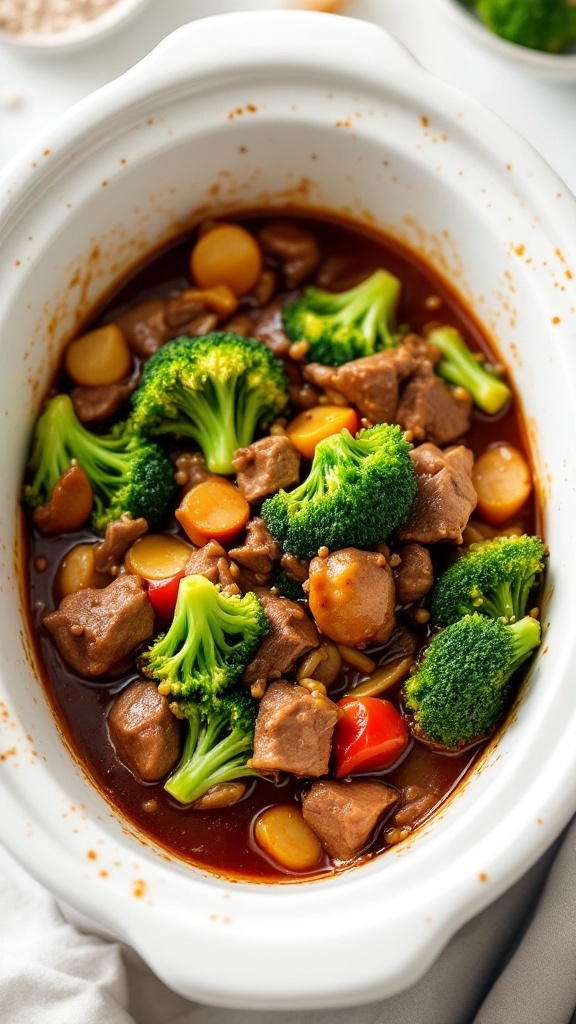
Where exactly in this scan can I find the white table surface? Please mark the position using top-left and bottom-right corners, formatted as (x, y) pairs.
(0, 0), (575, 196)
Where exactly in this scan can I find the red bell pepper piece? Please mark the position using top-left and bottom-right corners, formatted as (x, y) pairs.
(146, 571), (185, 621)
(333, 695), (409, 778)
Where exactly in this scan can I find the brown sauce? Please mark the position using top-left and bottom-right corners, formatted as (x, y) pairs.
(25, 214), (538, 882)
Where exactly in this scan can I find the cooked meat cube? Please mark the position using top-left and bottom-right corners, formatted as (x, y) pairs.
(112, 299), (170, 359)
(32, 463), (93, 536)
(242, 591), (318, 688)
(108, 680), (181, 782)
(304, 345), (418, 425)
(397, 443), (477, 545)
(251, 299), (292, 358)
(233, 435), (301, 504)
(393, 543), (434, 605)
(43, 574), (154, 676)
(94, 514), (148, 574)
(164, 292), (207, 330)
(251, 681), (338, 777)
(258, 220), (320, 288)
(229, 518), (282, 576)
(71, 380), (136, 424)
(280, 552), (309, 584)
(301, 779), (398, 861)
(307, 548), (396, 646)
(396, 362), (473, 446)
(184, 540), (240, 595)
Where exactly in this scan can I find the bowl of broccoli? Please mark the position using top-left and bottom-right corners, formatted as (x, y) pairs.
(435, 0), (576, 72)
(2, 5), (576, 1013)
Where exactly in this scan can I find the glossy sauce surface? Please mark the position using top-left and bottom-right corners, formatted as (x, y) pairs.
(26, 215), (537, 882)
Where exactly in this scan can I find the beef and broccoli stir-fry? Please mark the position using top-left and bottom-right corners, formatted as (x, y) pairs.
(24, 215), (545, 881)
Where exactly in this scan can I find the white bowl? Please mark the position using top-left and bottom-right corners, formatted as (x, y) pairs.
(433, 0), (576, 76)
(0, 0), (152, 54)
(1, 10), (576, 1009)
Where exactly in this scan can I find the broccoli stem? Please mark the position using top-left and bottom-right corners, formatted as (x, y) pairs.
(479, 578), (536, 622)
(152, 375), (267, 474)
(507, 615), (541, 673)
(27, 394), (134, 510)
(427, 326), (511, 415)
(165, 709), (257, 805)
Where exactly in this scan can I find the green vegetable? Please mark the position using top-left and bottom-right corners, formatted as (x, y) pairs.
(141, 574), (268, 699)
(262, 423), (417, 559)
(165, 690), (260, 807)
(431, 534), (545, 626)
(131, 333), (289, 474)
(427, 326), (511, 415)
(24, 393), (175, 534)
(142, 574), (269, 806)
(282, 268), (401, 366)
(473, 0), (576, 53)
(403, 613), (541, 748)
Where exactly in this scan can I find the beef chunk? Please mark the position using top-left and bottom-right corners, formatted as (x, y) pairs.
(32, 463), (93, 536)
(44, 574), (154, 676)
(112, 299), (170, 359)
(251, 682), (338, 777)
(94, 514), (148, 574)
(184, 540), (240, 595)
(397, 443), (477, 545)
(396, 362), (472, 446)
(233, 435), (301, 504)
(393, 543), (434, 605)
(71, 380), (137, 424)
(257, 220), (320, 288)
(108, 680), (180, 782)
(280, 552), (309, 585)
(304, 345), (417, 426)
(229, 518), (282, 577)
(164, 291), (207, 330)
(243, 592), (318, 689)
(251, 299), (292, 358)
(307, 548), (396, 646)
(302, 779), (398, 861)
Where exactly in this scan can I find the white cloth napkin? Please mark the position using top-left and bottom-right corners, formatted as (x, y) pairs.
(1, 818), (574, 1024)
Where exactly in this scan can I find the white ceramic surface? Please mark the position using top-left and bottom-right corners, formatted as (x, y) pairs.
(0, 0), (152, 54)
(1, 10), (576, 1009)
(432, 0), (576, 76)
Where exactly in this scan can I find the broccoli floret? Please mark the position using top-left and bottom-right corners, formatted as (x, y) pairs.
(164, 690), (260, 806)
(404, 613), (541, 748)
(142, 573), (269, 806)
(427, 326), (511, 415)
(431, 534), (545, 626)
(141, 574), (269, 699)
(282, 269), (401, 366)
(24, 394), (176, 534)
(262, 423), (417, 559)
(474, 0), (576, 53)
(130, 332), (289, 474)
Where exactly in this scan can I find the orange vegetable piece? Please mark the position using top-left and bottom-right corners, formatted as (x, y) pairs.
(472, 444), (532, 525)
(286, 405), (360, 459)
(175, 477), (250, 546)
(190, 224), (262, 298)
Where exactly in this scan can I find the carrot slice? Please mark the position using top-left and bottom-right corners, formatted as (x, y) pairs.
(286, 405), (360, 459)
(176, 477), (250, 546)
(472, 444), (532, 525)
